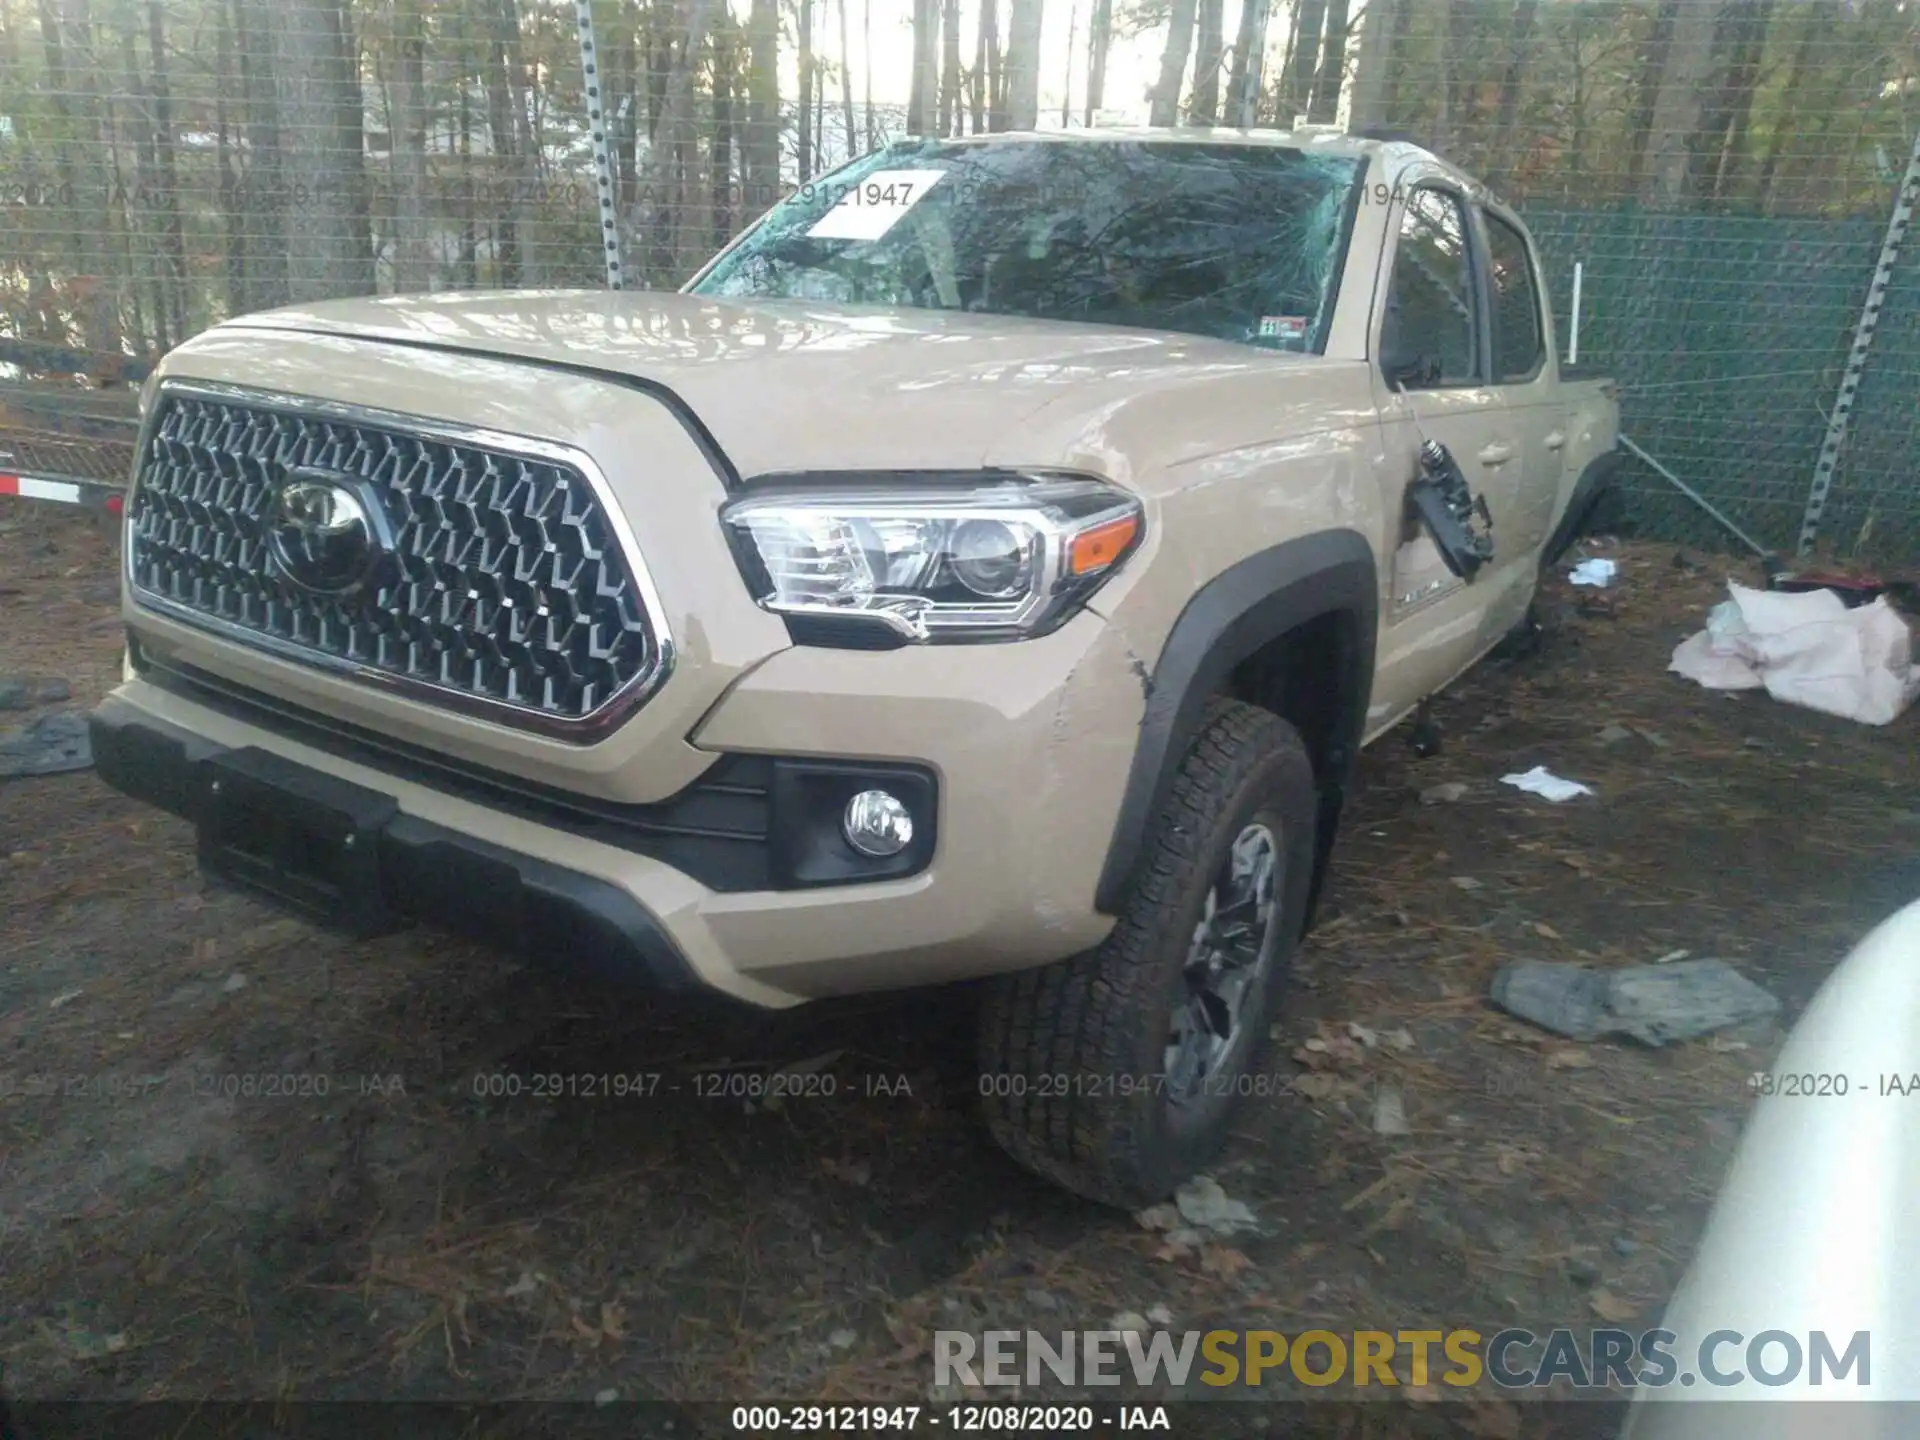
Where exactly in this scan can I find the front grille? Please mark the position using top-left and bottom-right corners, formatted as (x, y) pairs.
(127, 385), (666, 737)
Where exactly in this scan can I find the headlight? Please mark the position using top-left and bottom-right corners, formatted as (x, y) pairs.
(721, 473), (1144, 643)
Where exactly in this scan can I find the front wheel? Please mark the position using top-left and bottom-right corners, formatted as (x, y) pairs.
(979, 699), (1319, 1207)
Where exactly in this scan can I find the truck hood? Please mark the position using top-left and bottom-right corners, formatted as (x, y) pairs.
(221, 289), (1330, 479)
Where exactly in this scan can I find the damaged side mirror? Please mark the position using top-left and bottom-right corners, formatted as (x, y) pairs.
(1408, 438), (1495, 581)
(1381, 343), (1434, 391)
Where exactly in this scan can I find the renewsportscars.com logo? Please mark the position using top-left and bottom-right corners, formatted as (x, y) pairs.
(933, 1327), (1872, 1391)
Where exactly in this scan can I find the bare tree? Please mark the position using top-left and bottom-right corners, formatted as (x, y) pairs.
(1638, 0), (1722, 203)
(864, 0), (876, 147)
(1190, 0), (1224, 123)
(1486, 0), (1539, 183)
(263, 0), (374, 302)
(745, 0), (780, 211)
(390, 0), (430, 293)
(713, 9), (738, 248)
(39, 0), (121, 352)
(1279, 0), (1326, 125)
(1226, 0), (1271, 126)
(146, 0), (187, 340)
(1084, 0), (1112, 121)
(797, 0), (815, 178)
(635, 0), (715, 277)
(1004, 0), (1042, 128)
(838, 0), (859, 151)
(1307, 0), (1350, 122)
(1691, 0), (1776, 202)
(942, 0), (964, 133)
(1150, 0), (1199, 124)
(907, 0), (938, 133)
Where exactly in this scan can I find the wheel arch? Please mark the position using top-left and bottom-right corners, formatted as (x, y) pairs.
(1094, 529), (1378, 922)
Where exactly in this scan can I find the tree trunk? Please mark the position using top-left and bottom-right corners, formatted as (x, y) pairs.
(1756, 6), (1818, 210)
(1189, 0), (1223, 124)
(713, 13), (736, 249)
(1376, 0), (1415, 126)
(1084, 0), (1112, 121)
(1347, 0), (1396, 131)
(1690, 0), (1774, 203)
(941, 0), (963, 135)
(797, 0), (815, 177)
(1307, 0), (1350, 123)
(215, 0), (246, 314)
(840, 0), (860, 151)
(147, 0), (187, 340)
(113, 33), (150, 354)
(1279, 0), (1325, 125)
(263, 0), (374, 302)
(977, 0), (1006, 129)
(485, 2), (521, 286)
(1060, 0), (1076, 124)
(1624, 0), (1680, 196)
(745, 0), (780, 212)
(1003, 0), (1042, 129)
(40, 0), (121, 353)
(1486, 0), (1538, 185)
(391, 0), (430, 293)
(1225, 0), (1269, 127)
(907, 0), (937, 134)
(1433, 0), (1479, 156)
(1150, 0), (1199, 125)
(498, 0), (542, 283)
(455, 30), (476, 288)
(864, 0), (877, 146)
(634, 0), (715, 280)
(1638, 0), (1721, 204)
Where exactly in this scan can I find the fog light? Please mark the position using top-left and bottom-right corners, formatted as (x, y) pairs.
(843, 789), (913, 857)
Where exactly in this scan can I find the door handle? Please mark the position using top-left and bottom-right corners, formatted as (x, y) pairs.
(1478, 443), (1514, 467)
(1544, 431), (1566, 451)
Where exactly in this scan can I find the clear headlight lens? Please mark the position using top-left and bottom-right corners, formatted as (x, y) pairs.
(721, 473), (1144, 642)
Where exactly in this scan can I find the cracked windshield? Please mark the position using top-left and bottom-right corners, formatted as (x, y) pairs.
(690, 140), (1363, 352)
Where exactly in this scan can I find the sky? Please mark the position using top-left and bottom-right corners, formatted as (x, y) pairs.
(748, 0), (1293, 124)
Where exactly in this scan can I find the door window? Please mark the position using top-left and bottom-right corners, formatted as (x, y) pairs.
(1380, 187), (1480, 388)
(1484, 211), (1545, 382)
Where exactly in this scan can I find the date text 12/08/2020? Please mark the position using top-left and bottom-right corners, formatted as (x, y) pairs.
(1748, 1071), (1920, 1096)
(728, 1405), (1173, 1432)
(467, 1070), (916, 1101)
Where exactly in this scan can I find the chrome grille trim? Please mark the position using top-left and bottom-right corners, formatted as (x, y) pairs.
(124, 379), (675, 744)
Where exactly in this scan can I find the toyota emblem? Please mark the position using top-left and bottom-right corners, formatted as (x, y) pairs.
(266, 468), (392, 597)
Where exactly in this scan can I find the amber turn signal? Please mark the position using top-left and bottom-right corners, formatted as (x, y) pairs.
(1067, 514), (1140, 577)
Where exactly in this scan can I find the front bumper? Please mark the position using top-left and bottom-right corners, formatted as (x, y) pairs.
(90, 697), (718, 996)
(95, 604), (1144, 1008)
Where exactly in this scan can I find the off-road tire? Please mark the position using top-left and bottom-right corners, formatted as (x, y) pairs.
(979, 698), (1319, 1207)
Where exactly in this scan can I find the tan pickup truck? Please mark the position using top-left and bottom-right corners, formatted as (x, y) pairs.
(91, 127), (1619, 1205)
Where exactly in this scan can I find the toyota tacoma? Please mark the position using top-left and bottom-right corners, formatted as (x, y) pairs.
(90, 127), (1620, 1205)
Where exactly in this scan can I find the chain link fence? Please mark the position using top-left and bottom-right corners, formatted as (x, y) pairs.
(1, 0), (1915, 562)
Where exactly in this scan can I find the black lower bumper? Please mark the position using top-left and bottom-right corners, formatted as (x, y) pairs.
(88, 698), (709, 995)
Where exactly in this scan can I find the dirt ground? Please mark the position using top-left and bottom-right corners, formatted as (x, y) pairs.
(3, 500), (1917, 1438)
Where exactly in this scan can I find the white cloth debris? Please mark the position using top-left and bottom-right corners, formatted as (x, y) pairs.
(1501, 765), (1595, 802)
(1569, 558), (1619, 588)
(1670, 582), (1920, 726)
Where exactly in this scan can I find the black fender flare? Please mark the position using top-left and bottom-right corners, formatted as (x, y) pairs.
(1541, 448), (1624, 570)
(1094, 529), (1379, 916)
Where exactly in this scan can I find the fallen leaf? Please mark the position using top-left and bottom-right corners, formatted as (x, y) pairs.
(1153, 1240), (1194, 1263)
(599, 1301), (626, 1340)
(1460, 1399), (1524, 1438)
(1200, 1247), (1253, 1279)
(1533, 922), (1563, 940)
(1589, 1288), (1638, 1322)
(1546, 1048), (1596, 1071)
(571, 1315), (603, 1346)
(1451, 876), (1484, 892)
(1293, 1073), (1339, 1100)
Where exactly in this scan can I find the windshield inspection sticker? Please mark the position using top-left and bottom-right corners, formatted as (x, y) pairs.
(1259, 315), (1310, 343)
(805, 170), (947, 241)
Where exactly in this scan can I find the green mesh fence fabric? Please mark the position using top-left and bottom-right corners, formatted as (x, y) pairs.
(1521, 206), (1914, 562)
